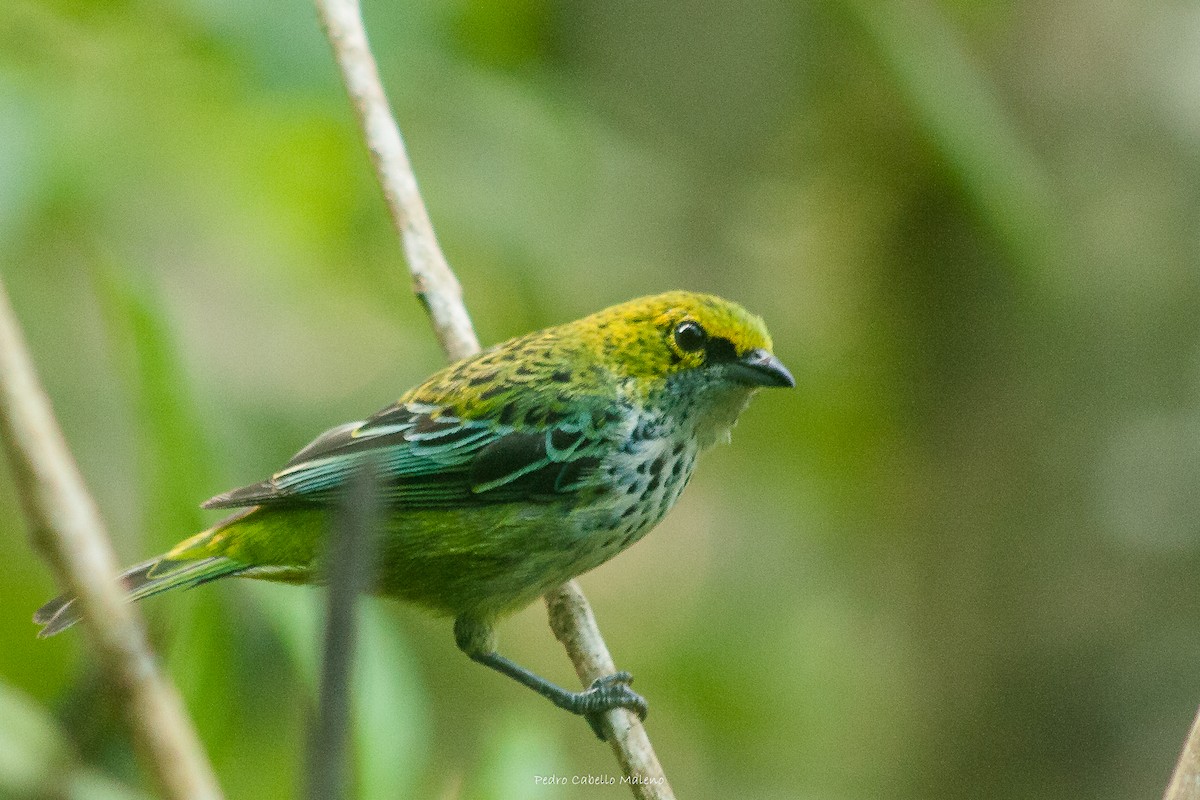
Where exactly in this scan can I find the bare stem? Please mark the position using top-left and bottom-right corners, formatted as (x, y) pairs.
(0, 279), (223, 800)
(307, 465), (380, 800)
(311, 0), (673, 794)
(312, 0), (478, 363)
(546, 583), (676, 799)
(1165, 705), (1200, 800)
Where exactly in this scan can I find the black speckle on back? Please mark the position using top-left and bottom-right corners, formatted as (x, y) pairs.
(551, 370), (571, 383)
(479, 384), (507, 400)
(498, 402), (518, 426)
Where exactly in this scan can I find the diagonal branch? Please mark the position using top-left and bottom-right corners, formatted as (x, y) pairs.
(547, 583), (673, 798)
(0, 279), (223, 800)
(1164, 704), (1200, 800)
(313, 0), (478, 363)
(311, 1), (674, 796)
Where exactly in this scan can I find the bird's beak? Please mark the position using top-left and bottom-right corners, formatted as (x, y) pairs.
(729, 348), (795, 388)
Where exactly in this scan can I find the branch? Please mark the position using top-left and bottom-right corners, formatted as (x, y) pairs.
(313, 0), (478, 363)
(307, 466), (380, 800)
(546, 583), (674, 799)
(311, 1), (674, 795)
(1165, 704), (1200, 800)
(0, 279), (223, 800)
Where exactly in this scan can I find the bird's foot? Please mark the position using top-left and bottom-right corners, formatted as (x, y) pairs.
(568, 671), (648, 740)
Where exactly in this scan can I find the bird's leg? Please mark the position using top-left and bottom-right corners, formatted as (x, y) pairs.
(454, 615), (648, 740)
(469, 651), (647, 740)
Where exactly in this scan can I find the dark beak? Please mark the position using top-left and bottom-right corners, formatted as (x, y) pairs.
(729, 348), (794, 388)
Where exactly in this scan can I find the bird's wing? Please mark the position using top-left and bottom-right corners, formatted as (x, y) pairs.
(202, 400), (611, 510)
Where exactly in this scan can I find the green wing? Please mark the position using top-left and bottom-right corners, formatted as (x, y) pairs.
(202, 400), (610, 510)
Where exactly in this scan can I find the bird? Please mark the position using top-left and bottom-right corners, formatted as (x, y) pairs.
(35, 290), (793, 737)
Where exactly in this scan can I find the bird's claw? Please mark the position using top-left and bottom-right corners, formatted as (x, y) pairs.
(576, 671), (648, 740)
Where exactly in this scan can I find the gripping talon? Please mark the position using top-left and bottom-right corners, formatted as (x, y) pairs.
(576, 672), (648, 740)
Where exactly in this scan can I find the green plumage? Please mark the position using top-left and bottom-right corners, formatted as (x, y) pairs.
(34, 291), (793, 735)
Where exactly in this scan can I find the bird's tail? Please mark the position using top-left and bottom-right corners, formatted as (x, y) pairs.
(33, 555), (246, 638)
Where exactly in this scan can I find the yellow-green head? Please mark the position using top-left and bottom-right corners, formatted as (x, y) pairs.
(568, 290), (791, 389)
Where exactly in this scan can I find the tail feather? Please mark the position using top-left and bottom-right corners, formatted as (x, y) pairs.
(32, 594), (71, 626)
(34, 556), (246, 638)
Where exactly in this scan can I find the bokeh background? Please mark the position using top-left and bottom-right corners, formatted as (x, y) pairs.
(3, 1), (1200, 798)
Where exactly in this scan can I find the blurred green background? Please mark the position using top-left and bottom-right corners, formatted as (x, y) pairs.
(2, 0), (1199, 798)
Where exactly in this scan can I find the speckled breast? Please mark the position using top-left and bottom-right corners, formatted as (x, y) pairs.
(572, 421), (700, 571)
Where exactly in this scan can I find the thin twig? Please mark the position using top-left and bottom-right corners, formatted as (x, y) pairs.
(0, 278), (223, 800)
(311, 0), (674, 794)
(307, 464), (380, 800)
(1165, 705), (1200, 800)
(312, 0), (478, 363)
(547, 583), (675, 799)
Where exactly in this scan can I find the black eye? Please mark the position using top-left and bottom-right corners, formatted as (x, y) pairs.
(673, 320), (707, 353)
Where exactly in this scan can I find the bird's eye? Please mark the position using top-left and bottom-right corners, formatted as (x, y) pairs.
(673, 320), (707, 353)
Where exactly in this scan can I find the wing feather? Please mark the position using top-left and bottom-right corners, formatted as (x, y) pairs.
(202, 400), (608, 511)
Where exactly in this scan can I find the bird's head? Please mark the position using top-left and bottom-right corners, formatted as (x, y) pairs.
(579, 291), (792, 388)
(577, 291), (793, 442)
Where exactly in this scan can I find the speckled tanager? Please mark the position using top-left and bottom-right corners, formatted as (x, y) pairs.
(36, 291), (793, 736)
